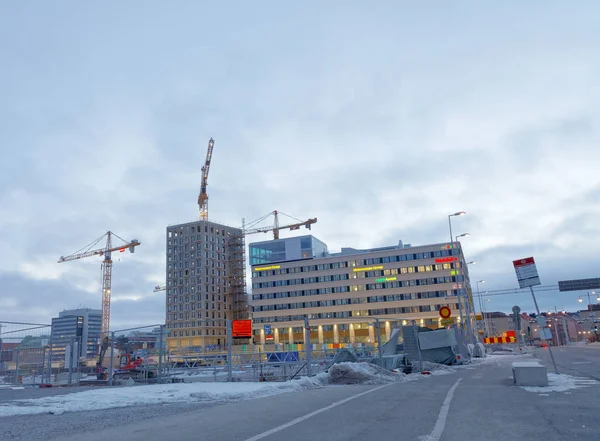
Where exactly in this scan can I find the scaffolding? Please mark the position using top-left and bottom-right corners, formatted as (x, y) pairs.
(226, 231), (249, 323)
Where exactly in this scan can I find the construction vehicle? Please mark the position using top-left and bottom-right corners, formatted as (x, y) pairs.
(58, 231), (141, 336)
(95, 336), (157, 381)
(197, 137), (215, 220)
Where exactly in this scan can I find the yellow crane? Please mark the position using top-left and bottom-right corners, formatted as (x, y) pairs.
(58, 231), (141, 336)
(197, 138), (215, 220)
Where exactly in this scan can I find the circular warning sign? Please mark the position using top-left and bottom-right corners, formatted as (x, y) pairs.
(439, 306), (452, 319)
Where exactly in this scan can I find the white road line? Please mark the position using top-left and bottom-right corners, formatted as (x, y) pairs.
(242, 384), (390, 441)
(421, 378), (463, 441)
(572, 361), (592, 364)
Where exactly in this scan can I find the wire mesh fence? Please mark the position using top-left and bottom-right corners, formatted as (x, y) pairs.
(2, 317), (473, 387)
(0, 321), (52, 386)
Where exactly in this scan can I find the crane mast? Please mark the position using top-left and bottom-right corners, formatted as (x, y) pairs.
(58, 231), (140, 337)
(198, 138), (215, 220)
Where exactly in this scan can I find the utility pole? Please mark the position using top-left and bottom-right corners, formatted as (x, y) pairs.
(375, 318), (383, 382)
(529, 286), (558, 374)
(227, 320), (233, 382)
(158, 325), (164, 383)
(304, 316), (312, 377)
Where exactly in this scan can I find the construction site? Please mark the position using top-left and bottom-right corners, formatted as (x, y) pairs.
(1, 136), (321, 387)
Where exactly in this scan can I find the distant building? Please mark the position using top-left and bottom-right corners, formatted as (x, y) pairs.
(50, 308), (102, 360)
(485, 311), (584, 344)
(250, 235), (473, 345)
(165, 220), (248, 351)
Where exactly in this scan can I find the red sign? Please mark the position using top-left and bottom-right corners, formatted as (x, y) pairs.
(513, 257), (535, 267)
(435, 257), (458, 263)
(232, 320), (252, 338)
(439, 306), (452, 319)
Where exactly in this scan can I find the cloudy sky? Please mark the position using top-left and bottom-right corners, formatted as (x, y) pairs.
(1, 1), (599, 329)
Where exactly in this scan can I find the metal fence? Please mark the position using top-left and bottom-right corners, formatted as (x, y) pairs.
(2, 316), (474, 387)
(0, 321), (53, 386)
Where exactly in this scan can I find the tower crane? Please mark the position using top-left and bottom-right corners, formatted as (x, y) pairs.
(243, 210), (317, 239)
(58, 231), (141, 337)
(154, 211), (316, 293)
(197, 137), (215, 221)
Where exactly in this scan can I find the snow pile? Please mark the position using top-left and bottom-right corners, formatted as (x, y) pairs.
(520, 373), (598, 393)
(0, 380), (316, 418)
(323, 362), (404, 385)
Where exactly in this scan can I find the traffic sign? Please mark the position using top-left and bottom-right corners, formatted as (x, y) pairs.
(264, 324), (272, 335)
(513, 257), (541, 289)
(232, 320), (252, 338)
(439, 306), (452, 319)
(441, 318), (456, 327)
(558, 277), (600, 292)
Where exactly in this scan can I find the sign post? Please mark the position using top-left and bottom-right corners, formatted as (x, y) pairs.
(512, 257), (558, 374)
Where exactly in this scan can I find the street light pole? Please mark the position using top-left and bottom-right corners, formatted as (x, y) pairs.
(476, 280), (485, 338)
(455, 233), (472, 342)
(447, 212), (466, 335)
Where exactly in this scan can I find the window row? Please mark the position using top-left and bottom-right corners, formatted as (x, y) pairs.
(252, 248), (459, 277)
(168, 329), (224, 337)
(252, 264), (460, 289)
(253, 304), (458, 324)
(253, 290), (454, 312)
(252, 277), (463, 301)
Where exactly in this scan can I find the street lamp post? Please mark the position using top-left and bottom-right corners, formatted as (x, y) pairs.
(455, 233), (472, 342)
(447, 212), (466, 333)
(476, 280), (485, 338)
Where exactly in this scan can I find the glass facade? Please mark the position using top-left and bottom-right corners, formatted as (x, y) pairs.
(249, 235), (328, 265)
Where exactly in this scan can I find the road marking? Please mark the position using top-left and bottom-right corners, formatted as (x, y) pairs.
(572, 361), (592, 364)
(242, 384), (390, 441)
(421, 378), (463, 441)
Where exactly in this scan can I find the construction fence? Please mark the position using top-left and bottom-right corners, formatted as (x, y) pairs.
(2, 317), (477, 386)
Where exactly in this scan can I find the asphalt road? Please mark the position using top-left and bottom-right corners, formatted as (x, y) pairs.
(2, 347), (599, 441)
(533, 343), (600, 380)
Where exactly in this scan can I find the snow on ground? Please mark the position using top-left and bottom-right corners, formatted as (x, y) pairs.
(0, 380), (315, 417)
(520, 373), (600, 393)
(0, 362), (405, 418)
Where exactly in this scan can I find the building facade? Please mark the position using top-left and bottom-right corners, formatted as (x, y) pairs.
(165, 220), (247, 350)
(50, 308), (101, 360)
(250, 236), (472, 345)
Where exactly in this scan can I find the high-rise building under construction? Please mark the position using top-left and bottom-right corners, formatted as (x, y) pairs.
(165, 220), (247, 350)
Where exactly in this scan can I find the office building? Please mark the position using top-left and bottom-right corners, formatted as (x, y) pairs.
(165, 220), (247, 350)
(250, 236), (473, 345)
(50, 308), (101, 360)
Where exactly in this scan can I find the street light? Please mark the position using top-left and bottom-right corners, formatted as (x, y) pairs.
(467, 261), (476, 265)
(447, 211), (467, 248)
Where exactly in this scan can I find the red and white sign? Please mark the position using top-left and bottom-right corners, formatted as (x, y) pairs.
(439, 306), (452, 319)
(512, 256), (541, 289)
